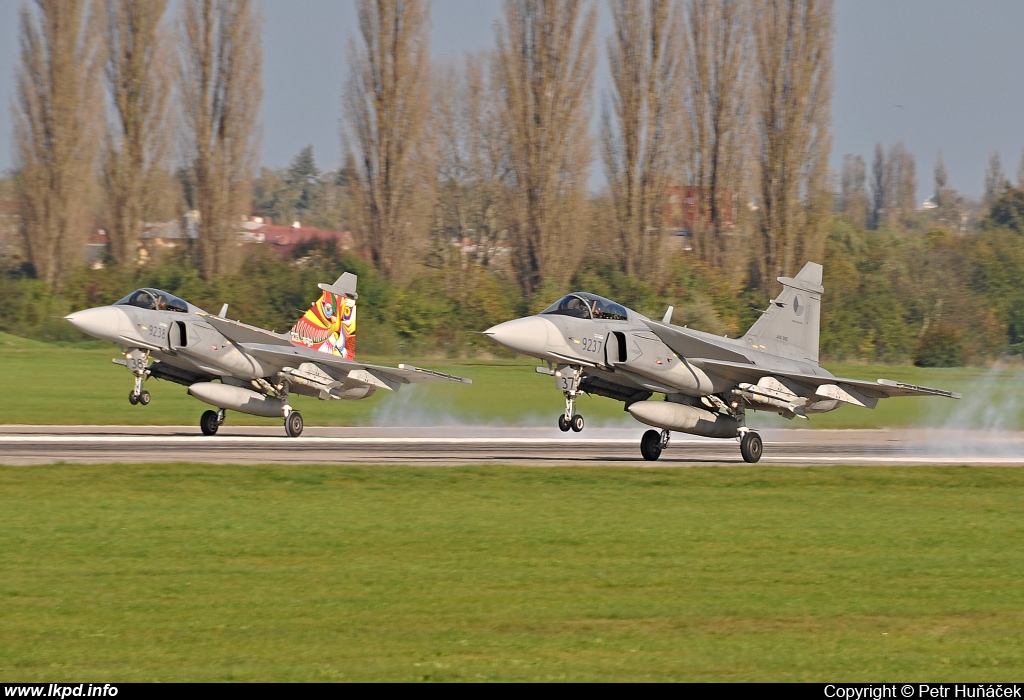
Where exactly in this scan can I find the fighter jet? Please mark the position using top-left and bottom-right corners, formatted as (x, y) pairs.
(65, 272), (470, 437)
(484, 262), (960, 462)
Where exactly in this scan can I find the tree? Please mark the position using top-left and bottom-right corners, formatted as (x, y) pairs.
(870, 142), (885, 229)
(753, 0), (833, 288)
(103, 0), (172, 269)
(178, 0), (262, 281)
(287, 145), (321, 217)
(14, 0), (104, 289)
(433, 55), (505, 266)
(602, 0), (681, 280)
(838, 154), (867, 228)
(680, 0), (750, 271)
(983, 150), (1008, 210)
(885, 141), (916, 226)
(493, 0), (597, 297)
(933, 150), (948, 205)
(343, 0), (433, 281)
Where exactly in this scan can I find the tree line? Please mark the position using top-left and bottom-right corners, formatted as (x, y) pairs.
(5, 0), (1024, 366)
(8, 0), (833, 296)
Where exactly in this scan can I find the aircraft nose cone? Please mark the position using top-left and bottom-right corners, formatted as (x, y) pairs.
(483, 316), (557, 357)
(65, 306), (127, 341)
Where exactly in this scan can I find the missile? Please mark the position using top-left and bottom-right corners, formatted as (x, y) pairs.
(187, 382), (285, 418)
(628, 400), (739, 439)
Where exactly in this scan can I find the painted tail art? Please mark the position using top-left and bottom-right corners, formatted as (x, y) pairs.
(289, 272), (358, 360)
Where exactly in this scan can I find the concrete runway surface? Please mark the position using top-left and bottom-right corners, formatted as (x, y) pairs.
(0, 425), (1022, 466)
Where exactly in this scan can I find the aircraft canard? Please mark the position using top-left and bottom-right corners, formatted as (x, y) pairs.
(484, 261), (959, 463)
(65, 274), (470, 437)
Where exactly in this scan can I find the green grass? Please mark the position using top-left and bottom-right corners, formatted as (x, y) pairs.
(1, 465), (1023, 681)
(0, 335), (1019, 428)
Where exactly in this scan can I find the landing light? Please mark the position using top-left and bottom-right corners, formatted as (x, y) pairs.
(555, 370), (562, 378)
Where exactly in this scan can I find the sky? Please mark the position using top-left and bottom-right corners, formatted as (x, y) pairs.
(1, 0), (1023, 202)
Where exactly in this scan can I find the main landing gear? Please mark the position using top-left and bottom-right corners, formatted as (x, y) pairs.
(201, 409), (225, 436)
(640, 429), (670, 461)
(739, 430), (763, 463)
(556, 365), (585, 433)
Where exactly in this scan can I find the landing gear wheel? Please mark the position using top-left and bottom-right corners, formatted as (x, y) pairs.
(570, 414), (585, 432)
(740, 431), (763, 463)
(640, 429), (663, 462)
(138, 390), (151, 406)
(558, 415), (571, 432)
(128, 391), (138, 406)
(285, 411), (304, 438)
(200, 410), (220, 436)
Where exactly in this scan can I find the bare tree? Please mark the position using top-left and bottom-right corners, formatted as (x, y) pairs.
(178, 0), (262, 280)
(933, 150), (948, 205)
(838, 154), (867, 228)
(602, 0), (681, 280)
(983, 150), (1007, 208)
(103, 0), (172, 268)
(680, 0), (750, 270)
(433, 54), (505, 266)
(344, 0), (433, 281)
(14, 0), (104, 289)
(493, 0), (597, 298)
(753, 0), (833, 287)
(885, 142), (916, 226)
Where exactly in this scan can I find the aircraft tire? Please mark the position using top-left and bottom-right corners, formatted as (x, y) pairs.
(640, 430), (663, 461)
(285, 411), (304, 438)
(128, 391), (138, 406)
(558, 415), (571, 432)
(139, 390), (151, 406)
(200, 410), (220, 436)
(570, 414), (584, 432)
(741, 432), (763, 463)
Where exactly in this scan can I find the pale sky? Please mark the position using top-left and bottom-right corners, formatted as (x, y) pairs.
(1, 0), (1023, 202)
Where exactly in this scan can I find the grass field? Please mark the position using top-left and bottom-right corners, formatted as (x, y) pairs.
(1, 331), (1020, 430)
(1, 464), (1023, 681)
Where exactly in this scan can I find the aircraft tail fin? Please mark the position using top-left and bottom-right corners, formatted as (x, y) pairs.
(742, 262), (823, 364)
(289, 272), (358, 360)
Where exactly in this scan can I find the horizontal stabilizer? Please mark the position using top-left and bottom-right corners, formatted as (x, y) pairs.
(643, 320), (752, 364)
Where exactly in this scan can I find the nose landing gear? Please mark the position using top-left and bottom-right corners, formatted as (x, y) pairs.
(123, 349), (152, 406)
(556, 365), (585, 432)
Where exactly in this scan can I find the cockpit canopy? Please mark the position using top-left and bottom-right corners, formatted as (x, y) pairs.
(541, 293), (629, 321)
(115, 288), (189, 313)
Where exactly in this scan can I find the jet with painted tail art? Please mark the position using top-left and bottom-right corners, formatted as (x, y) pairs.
(65, 272), (470, 437)
(484, 262), (960, 462)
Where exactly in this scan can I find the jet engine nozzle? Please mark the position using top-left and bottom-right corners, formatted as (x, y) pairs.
(483, 316), (559, 359)
(65, 306), (130, 344)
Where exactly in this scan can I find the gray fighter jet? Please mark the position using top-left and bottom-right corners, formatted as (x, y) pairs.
(65, 272), (470, 436)
(484, 262), (960, 462)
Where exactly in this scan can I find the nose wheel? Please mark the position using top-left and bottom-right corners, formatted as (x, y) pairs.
(556, 365), (585, 432)
(124, 349), (152, 406)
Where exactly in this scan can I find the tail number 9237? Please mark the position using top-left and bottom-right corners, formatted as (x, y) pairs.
(576, 337), (603, 354)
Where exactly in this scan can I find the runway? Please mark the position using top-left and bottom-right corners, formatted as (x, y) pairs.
(0, 425), (1021, 466)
